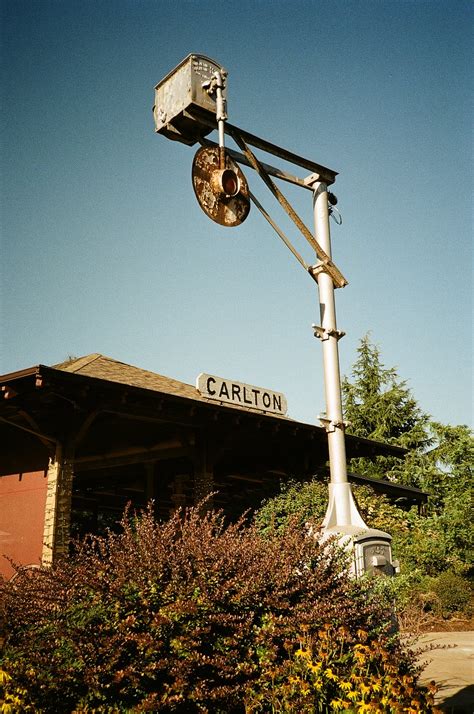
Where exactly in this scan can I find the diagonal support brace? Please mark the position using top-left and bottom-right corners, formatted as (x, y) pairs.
(229, 128), (348, 289)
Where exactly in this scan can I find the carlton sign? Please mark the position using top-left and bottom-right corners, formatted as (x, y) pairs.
(196, 373), (287, 416)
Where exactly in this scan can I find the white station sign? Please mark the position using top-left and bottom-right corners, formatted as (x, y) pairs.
(196, 373), (287, 416)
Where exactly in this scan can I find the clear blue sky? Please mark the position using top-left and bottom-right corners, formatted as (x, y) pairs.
(1, 0), (472, 428)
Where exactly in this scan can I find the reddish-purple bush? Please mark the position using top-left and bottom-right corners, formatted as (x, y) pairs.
(0, 505), (432, 712)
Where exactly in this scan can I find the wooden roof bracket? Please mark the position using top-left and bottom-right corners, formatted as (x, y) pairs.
(0, 415), (58, 448)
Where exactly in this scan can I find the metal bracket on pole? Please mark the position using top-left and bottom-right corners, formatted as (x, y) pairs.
(312, 324), (346, 342)
(308, 262), (346, 289)
(200, 137), (312, 191)
(304, 173), (321, 187)
(318, 415), (350, 433)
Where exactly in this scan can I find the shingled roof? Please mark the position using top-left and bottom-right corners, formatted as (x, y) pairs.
(1, 353), (409, 462)
(53, 353), (203, 404)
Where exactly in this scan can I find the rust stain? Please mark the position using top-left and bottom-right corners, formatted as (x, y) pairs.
(192, 146), (250, 227)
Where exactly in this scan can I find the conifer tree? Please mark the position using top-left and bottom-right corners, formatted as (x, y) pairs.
(339, 337), (473, 579)
(342, 334), (432, 482)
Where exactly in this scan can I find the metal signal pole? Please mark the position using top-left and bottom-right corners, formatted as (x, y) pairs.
(309, 179), (367, 533)
(153, 54), (398, 575)
(312, 181), (348, 483)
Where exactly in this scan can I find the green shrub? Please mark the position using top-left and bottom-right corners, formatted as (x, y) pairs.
(255, 479), (414, 541)
(429, 570), (473, 617)
(1, 504), (435, 712)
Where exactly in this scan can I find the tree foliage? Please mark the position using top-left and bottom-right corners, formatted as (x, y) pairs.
(342, 335), (431, 450)
(340, 335), (473, 579)
(342, 335), (432, 482)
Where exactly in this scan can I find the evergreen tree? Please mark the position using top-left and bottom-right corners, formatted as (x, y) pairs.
(342, 336), (473, 576)
(342, 334), (432, 483)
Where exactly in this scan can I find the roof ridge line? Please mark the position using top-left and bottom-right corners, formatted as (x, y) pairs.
(58, 353), (103, 373)
(99, 355), (195, 388)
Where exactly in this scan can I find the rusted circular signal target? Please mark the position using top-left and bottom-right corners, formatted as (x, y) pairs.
(192, 146), (250, 227)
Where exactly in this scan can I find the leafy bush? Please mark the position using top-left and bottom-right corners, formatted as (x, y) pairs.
(254, 479), (328, 535)
(255, 477), (474, 621)
(255, 479), (412, 539)
(0, 504), (379, 712)
(0, 504), (436, 712)
(429, 571), (473, 617)
(255, 478), (417, 571)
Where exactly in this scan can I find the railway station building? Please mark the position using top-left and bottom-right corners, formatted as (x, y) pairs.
(0, 353), (427, 580)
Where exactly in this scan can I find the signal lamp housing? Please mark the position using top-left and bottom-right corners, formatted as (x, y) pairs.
(192, 146), (250, 227)
(210, 168), (241, 198)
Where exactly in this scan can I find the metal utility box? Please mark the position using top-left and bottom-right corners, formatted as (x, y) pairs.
(353, 530), (398, 577)
(153, 54), (226, 145)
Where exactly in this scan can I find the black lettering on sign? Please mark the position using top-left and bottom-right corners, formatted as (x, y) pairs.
(196, 373), (287, 415)
(219, 382), (230, 399)
(231, 383), (242, 402)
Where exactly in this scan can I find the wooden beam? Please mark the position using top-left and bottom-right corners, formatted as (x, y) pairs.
(73, 409), (101, 448)
(74, 444), (190, 472)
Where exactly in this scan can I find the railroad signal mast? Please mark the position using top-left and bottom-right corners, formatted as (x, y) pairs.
(153, 54), (398, 577)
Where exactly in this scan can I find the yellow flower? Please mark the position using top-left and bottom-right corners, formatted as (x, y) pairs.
(288, 675), (302, 685)
(324, 668), (338, 681)
(330, 698), (346, 711)
(295, 648), (310, 659)
(0, 669), (12, 684)
(340, 680), (353, 692)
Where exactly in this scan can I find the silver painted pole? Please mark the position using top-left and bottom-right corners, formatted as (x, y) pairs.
(312, 182), (367, 530)
(312, 182), (348, 485)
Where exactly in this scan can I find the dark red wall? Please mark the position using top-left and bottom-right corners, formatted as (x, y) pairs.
(0, 471), (48, 580)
